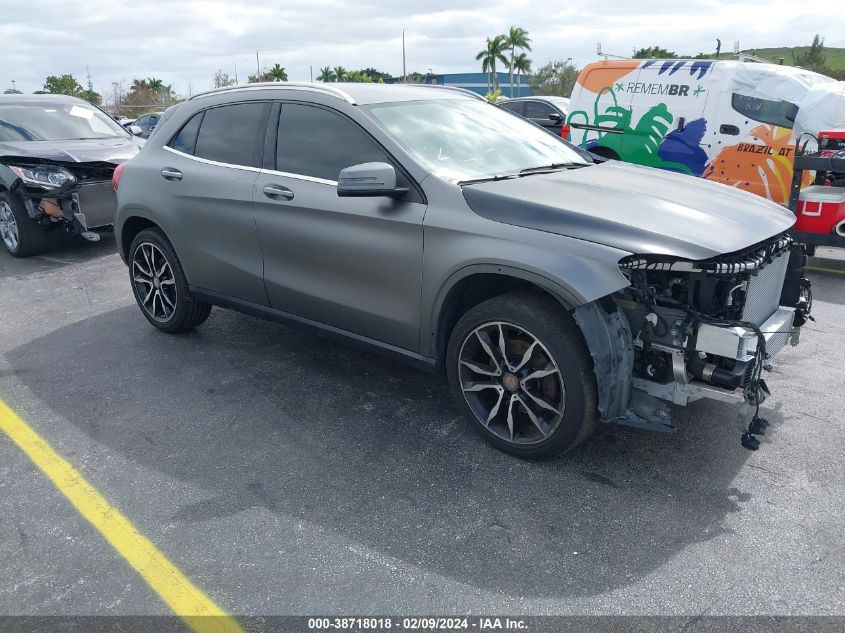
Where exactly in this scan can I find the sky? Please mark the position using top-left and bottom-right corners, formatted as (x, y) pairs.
(1, 0), (842, 100)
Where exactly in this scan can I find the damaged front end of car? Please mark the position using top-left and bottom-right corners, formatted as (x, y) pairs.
(1, 158), (118, 241)
(575, 232), (812, 450)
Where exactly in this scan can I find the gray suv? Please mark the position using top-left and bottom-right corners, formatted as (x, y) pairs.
(115, 83), (810, 458)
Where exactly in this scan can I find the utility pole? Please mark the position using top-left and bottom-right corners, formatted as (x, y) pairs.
(234, 62), (239, 84)
(310, 65), (314, 83)
(86, 65), (94, 92)
(402, 29), (407, 83)
(256, 50), (261, 78)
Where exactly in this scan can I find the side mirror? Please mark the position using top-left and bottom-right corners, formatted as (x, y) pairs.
(129, 125), (143, 136)
(337, 162), (408, 198)
(548, 112), (563, 123)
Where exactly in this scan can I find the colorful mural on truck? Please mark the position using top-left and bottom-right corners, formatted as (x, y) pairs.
(566, 59), (835, 205)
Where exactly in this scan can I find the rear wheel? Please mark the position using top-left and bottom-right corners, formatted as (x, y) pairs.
(446, 293), (598, 459)
(129, 228), (212, 333)
(0, 191), (47, 257)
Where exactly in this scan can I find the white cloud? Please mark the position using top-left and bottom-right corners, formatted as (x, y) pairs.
(0, 0), (841, 97)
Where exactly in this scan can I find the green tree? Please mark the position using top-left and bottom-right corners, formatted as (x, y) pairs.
(512, 52), (531, 95)
(633, 46), (678, 59)
(333, 66), (348, 81)
(361, 67), (392, 82)
(346, 70), (373, 83)
(79, 89), (102, 105)
(43, 74), (84, 97)
(528, 59), (579, 97)
(476, 35), (509, 92)
(317, 67), (336, 82)
(795, 35), (828, 73)
(268, 63), (288, 82)
(504, 26), (531, 98)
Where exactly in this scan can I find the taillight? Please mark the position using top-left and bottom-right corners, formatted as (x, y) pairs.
(561, 124), (571, 141)
(112, 162), (126, 192)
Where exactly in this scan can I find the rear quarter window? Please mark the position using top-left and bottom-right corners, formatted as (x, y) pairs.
(731, 94), (798, 129)
(169, 112), (203, 155)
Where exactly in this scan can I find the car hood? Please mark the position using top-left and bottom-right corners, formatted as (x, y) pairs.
(461, 161), (796, 261)
(0, 137), (143, 165)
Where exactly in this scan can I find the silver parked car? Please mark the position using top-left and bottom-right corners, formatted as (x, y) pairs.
(115, 83), (811, 458)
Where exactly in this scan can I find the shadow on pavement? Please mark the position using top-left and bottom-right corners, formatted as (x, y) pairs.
(6, 304), (758, 599)
(0, 231), (117, 280)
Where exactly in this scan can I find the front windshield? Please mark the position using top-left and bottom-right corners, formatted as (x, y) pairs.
(364, 99), (588, 182)
(0, 102), (129, 142)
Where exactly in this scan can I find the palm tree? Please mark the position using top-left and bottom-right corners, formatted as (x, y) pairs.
(512, 52), (531, 96)
(476, 35), (509, 93)
(504, 27), (531, 97)
(333, 66), (348, 82)
(317, 66), (336, 82)
(147, 77), (164, 93)
(268, 64), (288, 82)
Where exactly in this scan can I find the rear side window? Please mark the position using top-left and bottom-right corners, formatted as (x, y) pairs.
(499, 101), (524, 116)
(276, 103), (392, 182)
(169, 112), (203, 154)
(193, 102), (270, 167)
(731, 94), (798, 129)
(525, 101), (556, 120)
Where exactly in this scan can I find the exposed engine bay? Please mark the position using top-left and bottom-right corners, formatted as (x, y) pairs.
(577, 232), (813, 451)
(2, 158), (118, 239)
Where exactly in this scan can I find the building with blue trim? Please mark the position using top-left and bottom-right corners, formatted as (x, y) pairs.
(390, 72), (532, 97)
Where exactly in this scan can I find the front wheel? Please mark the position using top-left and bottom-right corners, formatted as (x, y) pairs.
(1, 191), (47, 257)
(446, 293), (598, 459)
(129, 228), (212, 333)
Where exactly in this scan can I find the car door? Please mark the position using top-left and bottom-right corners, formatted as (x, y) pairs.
(253, 102), (426, 351)
(160, 101), (270, 305)
(525, 100), (564, 134)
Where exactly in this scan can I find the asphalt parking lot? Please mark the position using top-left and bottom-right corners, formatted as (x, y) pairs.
(0, 233), (843, 621)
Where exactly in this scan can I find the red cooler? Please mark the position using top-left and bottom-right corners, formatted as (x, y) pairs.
(795, 185), (845, 235)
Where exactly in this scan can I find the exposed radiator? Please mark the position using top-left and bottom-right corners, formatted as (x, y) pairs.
(742, 251), (790, 326)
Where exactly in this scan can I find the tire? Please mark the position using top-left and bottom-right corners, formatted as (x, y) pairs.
(589, 147), (619, 161)
(0, 191), (47, 257)
(446, 292), (598, 459)
(128, 228), (212, 333)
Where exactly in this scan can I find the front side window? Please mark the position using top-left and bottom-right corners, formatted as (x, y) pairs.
(731, 94), (798, 129)
(0, 102), (130, 141)
(193, 102), (270, 167)
(136, 116), (149, 130)
(365, 99), (588, 182)
(276, 103), (392, 182)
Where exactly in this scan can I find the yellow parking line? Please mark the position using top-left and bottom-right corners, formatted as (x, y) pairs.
(0, 399), (244, 633)
(807, 265), (845, 276)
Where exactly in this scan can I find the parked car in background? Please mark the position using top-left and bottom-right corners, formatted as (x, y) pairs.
(132, 112), (164, 139)
(115, 83), (810, 458)
(0, 94), (143, 256)
(567, 59), (845, 205)
(500, 95), (570, 135)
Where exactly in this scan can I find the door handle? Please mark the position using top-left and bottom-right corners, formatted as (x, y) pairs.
(719, 124), (740, 136)
(263, 184), (294, 201)
(161, 167), (183, 181)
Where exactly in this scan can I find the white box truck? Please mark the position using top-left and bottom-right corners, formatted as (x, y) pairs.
(566, 59), (845, 205)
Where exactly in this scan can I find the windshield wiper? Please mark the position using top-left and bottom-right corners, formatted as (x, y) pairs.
(458, 173), (519, 185)
(518, 162), (588, 176)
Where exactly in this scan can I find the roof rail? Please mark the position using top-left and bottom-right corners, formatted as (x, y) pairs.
(188, 82), (357, 104)
(406, 84), (487, 101)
